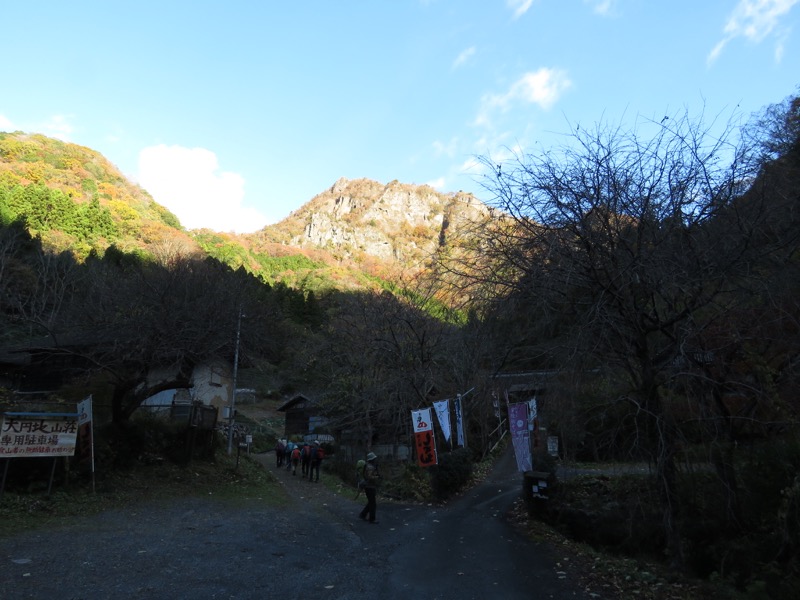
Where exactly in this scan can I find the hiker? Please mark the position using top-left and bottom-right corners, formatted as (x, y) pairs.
(275, 439), (286, 468)
(308, 440), (325, 482)
(290, 444), (301, 475)
(300, 441), (312, 477)
(285, 440), (297, 471)
(358, 452), (380, 524)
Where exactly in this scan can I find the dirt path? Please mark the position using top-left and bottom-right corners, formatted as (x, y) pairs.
(255, 447), (593, 599)
(1, 449), (594, 599)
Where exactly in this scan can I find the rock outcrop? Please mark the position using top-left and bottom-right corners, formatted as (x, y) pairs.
(281, 177), (491, 267)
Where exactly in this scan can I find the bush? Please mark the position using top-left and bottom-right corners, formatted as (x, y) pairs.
(543, 435), (800, 599)
(94, 421), (147, 469)
(430, 448), (473, 501)
(94, 416), (195, 468)
(547, 473), (665, 556)
(325, 453), (362, 486)
(380, 462), (432, 502)
(680, 437), (800, 596)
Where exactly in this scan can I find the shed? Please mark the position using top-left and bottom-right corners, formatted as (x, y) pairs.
(277, 394), (327, 437)
(492, 370), (555, 402)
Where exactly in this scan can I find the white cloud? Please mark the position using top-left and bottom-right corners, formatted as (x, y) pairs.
(507, 0), (534, 20)
(476, 68), (571, 127)
(426, 176), (446, 190)
(727, 0), (798, 41)
(584, 0), (616, 16)
(433, 137), (459, 159)
(707, 39), (728, 64)
(452, 46), (476, 69)
(459, 134), (518, 178)
(137, 144), (268, 233)
(511, 69), (572, 109)
(0, 114), (75, 138)
(38, 114), (75, 140)
(708, 0), (799, 64)
(459, 156), (483, 176)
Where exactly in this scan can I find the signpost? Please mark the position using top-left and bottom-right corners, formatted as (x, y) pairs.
(0, 412), (79, 457)
(77, 396), (95, 493)
(227, 305), (243, 455)
(1, 410), (79, 498)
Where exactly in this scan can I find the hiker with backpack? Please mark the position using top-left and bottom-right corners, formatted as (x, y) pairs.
(284, 440), (297, 471)
(300, 441), (312, 477)
(358, 452), (380, 524)
(308, 440), (325, 482)
(289, 444), (301, 475)
(274, 439), (286, 468)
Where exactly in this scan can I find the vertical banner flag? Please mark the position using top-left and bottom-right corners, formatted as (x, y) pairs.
(411, 408), (437, 467)
(77, 395), (96, 492)
(508, 402), (532, 472)
(77, 395), (94, 464)
(528, 397), (539, 450)
(454, 395), (465, 447)
(432, 399), (452, 444)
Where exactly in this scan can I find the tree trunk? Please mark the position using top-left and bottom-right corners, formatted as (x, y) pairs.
(111, 381), (136, 424)
(655, 424), (684, 570)
(710, 384), (743, 527)
(644, 378), (685, 570)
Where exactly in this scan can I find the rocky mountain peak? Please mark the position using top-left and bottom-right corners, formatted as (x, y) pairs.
(276, 177), (490, 266)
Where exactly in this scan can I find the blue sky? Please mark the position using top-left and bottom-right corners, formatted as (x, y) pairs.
(2, 0), (798, 233)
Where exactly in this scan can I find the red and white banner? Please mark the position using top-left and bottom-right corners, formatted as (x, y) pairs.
(76, 396), (95, 467)
(411, 408), (437, 467)
(77, 396), (92, 426)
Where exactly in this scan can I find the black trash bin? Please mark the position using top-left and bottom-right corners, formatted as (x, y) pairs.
(523, 470), (555, 517)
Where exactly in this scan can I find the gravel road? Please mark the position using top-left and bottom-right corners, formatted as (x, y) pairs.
(1, 447), (593, 599)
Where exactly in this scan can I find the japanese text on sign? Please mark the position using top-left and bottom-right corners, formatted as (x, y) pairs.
(414, 430), (437, 467)
(0, 415), (78, 457)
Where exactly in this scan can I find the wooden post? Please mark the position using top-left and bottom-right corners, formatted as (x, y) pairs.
(46, 457), (58, 498)
(0, 458), (10, 500)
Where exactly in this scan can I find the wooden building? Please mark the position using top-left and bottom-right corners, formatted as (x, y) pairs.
(277, 394), (327, 438)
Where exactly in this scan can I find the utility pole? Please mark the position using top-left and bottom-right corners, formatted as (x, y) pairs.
(226, 305), (243, 455)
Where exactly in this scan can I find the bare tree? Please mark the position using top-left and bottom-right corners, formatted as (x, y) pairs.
(317, 285), (464, 453)
(0, 223), (82, 342)
(317, 291), (405, 449)
(59, 252), (269, 422)
(461, 109), (781, 567)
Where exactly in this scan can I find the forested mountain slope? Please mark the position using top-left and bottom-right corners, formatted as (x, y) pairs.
(0, 132), (193, 258)
(0, 131), (489, 295)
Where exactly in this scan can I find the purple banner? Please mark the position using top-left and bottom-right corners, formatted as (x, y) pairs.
(508, 403), (532, 472)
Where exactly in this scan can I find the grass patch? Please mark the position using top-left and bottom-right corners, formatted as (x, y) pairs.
(0, 452), (286, 539)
